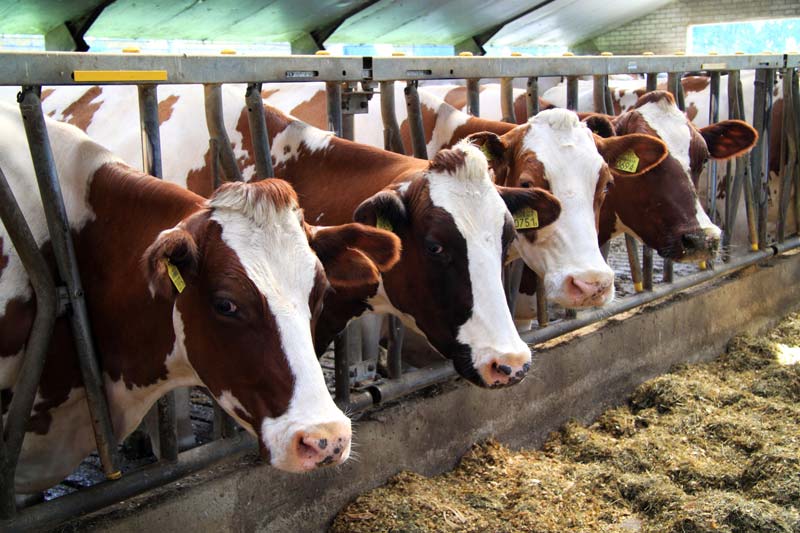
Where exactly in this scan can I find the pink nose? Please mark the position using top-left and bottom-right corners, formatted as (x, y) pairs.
(292, 422), (351, 470)
(477, 355), (531, 388)
(565, 275), (612, 306)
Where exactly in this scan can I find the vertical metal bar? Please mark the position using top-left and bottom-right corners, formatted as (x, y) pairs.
(212, 399), (237, 439)
(526, 76), (539, 118)
(334, 330), (351, 406)
(625, 234), (644, 292)
(466, 78), (480, 117)
(642, 245), (654, 290)
(604, 75), (614, 115)
(566, 76), (579, 111)
(600, 241), (610, 261)
(326, 81), (343, 137)
(707, 72), (721, 224)
(0, 164), (58, 519)
(751, 68), (770, 249)
(386, 316), (404, 380)
(137, 84), (179, 462)
(500, 78), (516, 123)
(504, 259), (524, 314)
(137, 85), (162, 178)
(646, 72), (658, 93)
(380, 81), (405, 155)
(203, 84), (243, 183)
(739, 72), (759, 253)
(793, 69), (800, 235)
(663, 72), (684, 280)
(245, 82), (275, 179)
(535, 274), (548, 327)
(404, 81), (428, 159)
(777, 69), (796, 242)
(18, 86), (121, 481)
(592, 75), (607, 114)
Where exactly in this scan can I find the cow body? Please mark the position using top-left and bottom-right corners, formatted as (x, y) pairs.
(0, 102), (404, 492)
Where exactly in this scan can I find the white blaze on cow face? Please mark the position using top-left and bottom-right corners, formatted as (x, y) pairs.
(514, 109), (615, 308)
(208, 187), (350, 472)
(426, 140), (531, 387)
(636, 99), (722, 245)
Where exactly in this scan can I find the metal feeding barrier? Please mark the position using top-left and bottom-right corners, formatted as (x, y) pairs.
(0, 50), (798, 530)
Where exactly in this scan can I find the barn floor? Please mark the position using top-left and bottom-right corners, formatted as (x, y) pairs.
(330, 313), (800, 533)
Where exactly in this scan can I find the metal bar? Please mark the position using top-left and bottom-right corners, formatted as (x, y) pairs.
(604, 75), (614, 115)
(18, 86), (121, 481)
(203, 84), (243, 183)
(504, 259), (525, 314)
(777, 68), (796, 242)
(535, 273), (548, 327)
(466, 78), (480, 117)
(646, 72), (658, 92)
(380, 81), (405, 155)
(386, 315), (404, 380)
(155, 393), (178, 462)
(751, 68), (770, 249)
(526, 76), (539, 118)
(404, 81), (428, 159)
(0, 164), (58, 520)
(707, 72), (721, 225)
(333, 330), (351, 406)
(137, 85), (162, 178)
(642, 245), (654, 290)
(793, 69), (800, 235)
(592, 75), (607, 114)
(566, 76), (578, 111)
(600, 241), (610, 260)
(325, 81), (343, 138)
(245, 82), (275, 180)
(500, 78), (515, 123)
(625, 234), (644, 292)
(369, 361), (455, 405)
(3, 433), (256, 533)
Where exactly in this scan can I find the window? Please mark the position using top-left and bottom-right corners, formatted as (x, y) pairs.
(688, 18), (799, 54)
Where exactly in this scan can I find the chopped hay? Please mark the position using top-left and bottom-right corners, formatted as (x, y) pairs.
(331, 312), (800, 533)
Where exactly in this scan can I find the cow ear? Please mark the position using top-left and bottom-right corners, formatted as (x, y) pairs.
(700, 119), (758, 160)
(581, 113), (616, 138)
(353, 189), (407, 234)
(143, 227), (199, 299)
(310, 223), (401, 288)
(466, 131), (511, 184)
(496, 185), (561, 231)
(595, 133), (668, 178)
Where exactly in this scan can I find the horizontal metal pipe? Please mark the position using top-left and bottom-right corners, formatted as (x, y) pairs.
(368, 362), (456, 406)
(4, 434), (256, 533)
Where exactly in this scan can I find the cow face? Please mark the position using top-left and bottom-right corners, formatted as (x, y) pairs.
(470, 109), (667, 308)
(143, 179), (374, 472)
(354, 141), (560, 387)
(611, 91), (757, 261)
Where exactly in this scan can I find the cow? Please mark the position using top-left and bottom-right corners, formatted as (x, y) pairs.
(22, 84), (563, 388)
(0, 102), (402, 493)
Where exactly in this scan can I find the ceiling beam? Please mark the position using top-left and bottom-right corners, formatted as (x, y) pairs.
(454, 0), (558, 55)
(304, 0), (382, 52)
(44, 0), (116, 52)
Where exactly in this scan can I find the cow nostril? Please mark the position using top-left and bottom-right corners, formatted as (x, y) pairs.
(681, 233), (704, 251)
(495, 363), (513, 376)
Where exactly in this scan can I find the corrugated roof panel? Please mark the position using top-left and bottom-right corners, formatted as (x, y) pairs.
(0, 0), (106, 35)
(327, 0), (537, 45)
(488, 0), (673, 47)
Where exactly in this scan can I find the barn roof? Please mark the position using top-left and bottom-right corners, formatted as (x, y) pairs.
(0, 0), (673, 52)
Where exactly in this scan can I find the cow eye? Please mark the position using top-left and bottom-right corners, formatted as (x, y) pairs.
(213, 298), (239, 317)
(520, 180), (533, 189)
(425, 240), (444, 255)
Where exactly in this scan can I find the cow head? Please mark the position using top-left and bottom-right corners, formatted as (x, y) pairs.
(469, 109), (667, 308)
(354, 140), (560, 387)
(143, 179), (397, 472)
(610, 91), (757, 261)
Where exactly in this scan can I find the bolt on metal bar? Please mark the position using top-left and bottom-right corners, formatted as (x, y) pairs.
(203, 84), (243, 183)
(500, 78), (516, 123)
(466, 78), (480, 117)
(526, 77), (539, 117)
(0, 164), (58, 520)
(566, 76), (578, 111)
(404, 81), (428, 159)
(137, 84), (179, 463)
(17, 86), (121, 481)
(245, 82), (275, 180)
(625, 234), (644, 292)
(380, 81), (405, 155)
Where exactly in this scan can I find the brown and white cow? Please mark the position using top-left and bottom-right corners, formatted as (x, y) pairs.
(0, 102), (401, 492)
(20, 85), (562, 388)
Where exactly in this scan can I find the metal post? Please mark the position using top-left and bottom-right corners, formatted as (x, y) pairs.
(642, 245), (654, 290)
(404, 81), (428, 159)
(500, 78), (516, 123)
(707, 72), (721, 224)
(535, 273), (548, 327)
(137, 84), (179, 463)
(203, 84), (243, 183)
(625, 234), (644, 292)
(326, 81), (343, 137)
(566, 76), (578, 111)
(334, 330), (351, 406)
(751, 68), (773, 249)
(245, 82), (275, 180)
(466, 78), (480, 117)
(739, 72), (759, 253)
(386, 316), (404, 380)
(793, 70), (800, 236)
(137, 85), (162, 178)
(646, 72), (658, 93)
(592, 75), (607, 114)
(504, 259), (525, 314)
(777, 69), (796, 242)
(380, 81), (405, 155)
(526, 76), (539, 118)
(17, 87), (121, 481)
(0, 164), (58, 519)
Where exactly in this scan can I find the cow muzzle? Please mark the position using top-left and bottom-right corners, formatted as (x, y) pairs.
(288, 421), (351, 471)
(476, 351), (532, 388)
(556, 268), (615, 308)
(677, 229), (720, 262)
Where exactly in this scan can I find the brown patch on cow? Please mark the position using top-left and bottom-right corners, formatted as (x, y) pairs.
(290, 90), (328, 130)
(429, 148), (467, 174)
(261, 88), (279, 100)
(234, 107), (257, 175)
(681, 76), (710, 94)
(158, 94), (180, 125)
(686, 102), (699, 122)
(40, 88), (55, 102)
(185, 147), (216, 198)
(62, 86), (103, 132)
(0, 297), (35, 359)
(444, 86), (468, 110)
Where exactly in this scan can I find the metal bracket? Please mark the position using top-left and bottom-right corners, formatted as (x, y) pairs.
(341, 84), (374, 115)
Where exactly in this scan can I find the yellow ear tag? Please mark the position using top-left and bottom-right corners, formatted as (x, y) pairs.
(513, 207), (539, 230)
(165, 259), (186, 293)
(480, 143), (494, 162)
(376, 215), (393, 233)
(614, 149), (640, 173)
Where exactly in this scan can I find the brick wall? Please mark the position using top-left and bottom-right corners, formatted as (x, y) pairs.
(573, 0), (800, 55)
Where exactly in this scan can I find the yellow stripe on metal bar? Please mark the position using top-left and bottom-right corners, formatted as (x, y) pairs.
(633, 282), (644, 293)
(73, 70), (168, 82)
